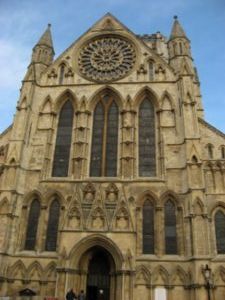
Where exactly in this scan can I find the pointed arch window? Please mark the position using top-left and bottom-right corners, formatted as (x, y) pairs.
(165, 200), (177, 254)
(221, 146), (225, 159)
(90, 93), (118, 177)
(45, 199), (60, 251)
(207, 144), (213, 159)
(52, 100), (74, 177)
(143, 199), (154, 254)
(149, 61), (155, 81)
(139, 97), (156, 176)
(215, 210), (225, 254)
(24, 199), (41, 250)
(59, 64), (65, 85)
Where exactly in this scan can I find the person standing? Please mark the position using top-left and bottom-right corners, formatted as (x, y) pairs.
(66, 288), (77, 300)
(78, 290), (86, 300)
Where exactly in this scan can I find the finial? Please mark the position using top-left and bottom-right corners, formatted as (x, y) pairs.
(48, 23), (51, 28)
(174, 15), (178, 20)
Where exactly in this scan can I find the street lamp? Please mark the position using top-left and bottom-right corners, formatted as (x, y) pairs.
(203, 264), (212, 300)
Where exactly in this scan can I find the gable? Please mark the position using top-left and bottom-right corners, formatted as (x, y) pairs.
(40, 13), (175, 85)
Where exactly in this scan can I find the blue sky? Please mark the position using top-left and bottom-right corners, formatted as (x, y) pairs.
(0, 0), (224, 133)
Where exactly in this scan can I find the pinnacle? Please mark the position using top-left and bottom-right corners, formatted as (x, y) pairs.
(170, 16), (187, 40)
(36, 24), (54, 49)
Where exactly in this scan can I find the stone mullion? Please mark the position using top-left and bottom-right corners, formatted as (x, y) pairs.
(36, 205), (47, 252)
(73, 110), (90, 179)
(136, 207), (142, 255)
(155, 206), (163, 256)
(42, 112), (57, 178)
(120, 110), (136, 179)
(177, 207), (185, 256)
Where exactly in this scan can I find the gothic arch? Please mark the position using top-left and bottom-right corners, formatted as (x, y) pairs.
(44, 262), (57, 281)
(23, 190), (43, 206)
(53, 89), (77, 112)
(152, 265), (170, 285)
(171, 266), (189, 286)
(160, 190), (181, 207)
(136, 190), (158, 207)
(8, 260), (26, 279)
(160, 91), (175, 110)
(135, 265), (151, 284)
(88, 86), (123, 111)
(210, 202), (225, 216)
(214, 266), (225, 284)
(0, 197), (10, 214)
(193, 198), (204, 215)
(40, 95), (53, 113)
(133, 86), (159, 108)
(26, 261), (43, 280)
(43, 190), (65, 207)
(68, 234), (124, 271)
(19, 96), (28, 109)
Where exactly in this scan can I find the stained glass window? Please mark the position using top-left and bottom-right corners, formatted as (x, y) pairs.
(45, 199), (60, 251)
(90, 94), (118, 177)
(24, 199), (40, 250)
(215, 210), (225, 254)
(165, 200), (177, 254)
(52, 101), (74, 177)
(139, 98), (156, 176)
(143, 199), (154, 254)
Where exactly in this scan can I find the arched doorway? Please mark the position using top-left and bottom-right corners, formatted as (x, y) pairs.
(86, 247), (111, 300)
(61, 235), (126, 300)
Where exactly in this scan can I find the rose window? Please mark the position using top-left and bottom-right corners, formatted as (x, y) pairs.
(78, 37), (136, 82)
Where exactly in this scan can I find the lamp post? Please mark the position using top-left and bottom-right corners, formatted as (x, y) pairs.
(203, 264), (212, 300)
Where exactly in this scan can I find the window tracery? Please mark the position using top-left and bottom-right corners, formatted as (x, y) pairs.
(165, 200), (177, 254)
(139, 97), (156, 176)
(52, 100), (74, 177)
(215, 210), (225, 254)
(90, 93), (118, 177)
(24, 199), (41, 250)
(45, 199), (60, 251)
(142, 199), (154, 254)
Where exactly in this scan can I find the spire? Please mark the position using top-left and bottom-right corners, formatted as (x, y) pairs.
(36, 24), (54, 50)
(31, 24), (55, 67)
(170, 16), (188, 40)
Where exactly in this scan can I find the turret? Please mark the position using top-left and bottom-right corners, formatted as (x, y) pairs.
(168, 16), (194, 75)
(24, 24), (54, 81)
(31, 23), (54, 66)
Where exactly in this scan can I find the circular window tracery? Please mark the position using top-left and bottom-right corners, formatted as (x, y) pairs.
(78, 36), (136, 82)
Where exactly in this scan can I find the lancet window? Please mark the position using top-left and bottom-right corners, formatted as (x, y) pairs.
(45, 199), (60, 251)
(90, 93), (119, 177)
(24, 199), (41, 250)
(142, 199), (155, 254)
(139, 97), (156, 176)
(52, 100), (74, 177)
(215, 210), (225, 254)
(165, 200), (177, 254)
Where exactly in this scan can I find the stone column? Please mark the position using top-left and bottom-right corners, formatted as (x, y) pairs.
(155, 206), (163, 256)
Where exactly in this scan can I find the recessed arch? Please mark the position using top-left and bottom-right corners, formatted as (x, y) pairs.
(88, 86), (123, 111)
(40, 95), (53, 113)
(23, 190), (43, 206)
(52, 99), (74, 177)
(53, 89), (77, 112)
(90, 87), (120, 177)
(133, 86), (159, 109)
(68, 234), (124, 271)
(160, 91), (175, 110)
(8, 260), (26, 279)
(136, 190), (158, 207)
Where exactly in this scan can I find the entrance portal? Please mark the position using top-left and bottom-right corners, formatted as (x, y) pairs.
(86, 248), (110, 300)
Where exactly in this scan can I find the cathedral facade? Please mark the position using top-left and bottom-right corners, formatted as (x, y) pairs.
(0, 13), (225, 300)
